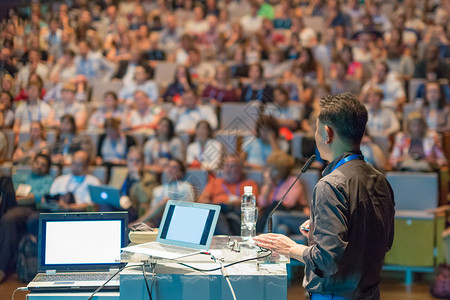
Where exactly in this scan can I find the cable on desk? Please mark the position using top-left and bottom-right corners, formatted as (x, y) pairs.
(12, 287), (28, 300)
(88, 264), (140, 300)
(178, 249), (273, 272)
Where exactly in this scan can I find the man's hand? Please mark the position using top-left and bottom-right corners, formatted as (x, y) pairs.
(253, 233), (298, 257)
(300, 219), (310, 237)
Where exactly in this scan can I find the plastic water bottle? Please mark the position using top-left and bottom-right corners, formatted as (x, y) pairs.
(241, 186), (256, 242)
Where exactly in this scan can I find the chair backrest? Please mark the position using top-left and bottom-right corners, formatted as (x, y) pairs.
(220, 102), (260, 132)
(154, 62), (178, 87)
(303, 16), (326, 35)
(91, 81), (123, 104)
(4, 129), (15, 160)
(408, 78), (426, 102)
(386, 171), (438, 211)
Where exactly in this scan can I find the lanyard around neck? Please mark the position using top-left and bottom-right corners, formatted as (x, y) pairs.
(331, 154), (363, 173)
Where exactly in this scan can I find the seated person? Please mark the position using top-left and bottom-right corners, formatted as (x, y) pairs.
(48, 82), (87, 130)
(13, 121), (49, 165)
(364, 88), (400, 138)
(360, 129), (387, 173)
(46, 150), (101, 211)
(0, 91), (14, 128)
(257, 151), (309, 233)
(415, 68), (450, 103)
(186, 120), (223, 171)
(0, 153), (54, 283)
(119, 65), (159, 104)
(263, 87), (302, 131)
(240, 63), (274, 103)
(162, 65), (196, 101)
(419, 82), (450, 133)
(133, 159), (195, 227)
(50, 114), (92, 165)
(143, 117), (185, 173)
(169, 89), (218, 135)
(241, 116), (289, 170)
(96, 118), (136, 166)
(199, 154), (259, 235)
(122, 90), (164, 134)
(389, 112), (447, 171)
(201, 64), (238, 104)
(13, 80), (52, 133)
(105, 147), (157, 222)
(88, 91), (124, 131)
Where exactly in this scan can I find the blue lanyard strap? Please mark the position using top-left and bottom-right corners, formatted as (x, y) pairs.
(331, 154), (364, 173)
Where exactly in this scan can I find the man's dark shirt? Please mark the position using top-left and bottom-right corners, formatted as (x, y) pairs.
(302, 151), (395, 299)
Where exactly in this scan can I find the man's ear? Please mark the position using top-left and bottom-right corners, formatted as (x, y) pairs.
(324, 125), (334, 144)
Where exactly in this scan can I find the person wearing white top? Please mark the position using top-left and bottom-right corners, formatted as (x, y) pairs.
(169, 89), (218, 134)
(49, 150), (101, 210)
(132, 159), (195, 227)
(240, 3), (263, 35)
(14, 82), (52, 133)
(186, 120), (223, 171)
(123, 91), (163, 134)
(118, 65), (159, 103)
(49, 82), (87, 130)
(364, 88), (400, 137)
(16, 50), (49, 89)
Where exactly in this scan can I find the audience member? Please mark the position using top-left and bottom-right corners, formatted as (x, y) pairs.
(0, 92), (14, 128)
(49, 82), (87, 130)
(88, 91), (123, 131)
(240, 63), (274, 103)
(12, 121), (48, 165)
(16, 49), (49, 89)
(263, 87), (302, 131)
(364, 88), (401, 138)
(201, 64), (238, 104)
(119, 65), (158, 103)
(186, 120), (223, 170)
(122, 90), (164, 134)
(163, 65), (195, 101)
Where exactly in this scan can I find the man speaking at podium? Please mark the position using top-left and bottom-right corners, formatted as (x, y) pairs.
(254, 93), (395, 300)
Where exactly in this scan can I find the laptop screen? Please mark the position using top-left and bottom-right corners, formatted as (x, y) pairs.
(159, 205), (215, 246)
(38, 212), (128, 271)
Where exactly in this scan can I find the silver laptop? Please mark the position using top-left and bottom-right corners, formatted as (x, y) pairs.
(122, 200), (220, 260)
(88, 185), (121, 208)
(28, 212), (128, 292)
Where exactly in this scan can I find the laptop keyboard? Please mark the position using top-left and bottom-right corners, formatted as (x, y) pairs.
(34, 272), (117, 282)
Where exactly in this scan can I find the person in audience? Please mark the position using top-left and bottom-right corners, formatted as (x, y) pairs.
(144, 32), (166, 62)
(15, 73), (46, 102)
(163, 65), (196, 101)
(1, 74), (15, 98)
(122, 90), (164, 134)
(143, 117), (185, 172)
(297, 48), (324, 85)
(74, 40), (114, 81)
(48, 150), (101, 211)
(13, 81), (52, 133)
(360, 129), (387, 173)
(112, 48), (149, 83)
(13, 121), (48, 165)
(159, 14), (183, 53)
(263, 48), (292, 81)
(364, 88), (401, 138)
(414, 43), (449, 79)
(133, 158), (194, 227)
(384, 29), (414, 81)
(16, 49), (49, 89)
(240, 1), (263, 35)
(186, 120), (223, 170)
(263, 87), (301, 131)
(96, 118), (136, 166)
(415, 67), (450, 103)
(0, 92), (14, 128)
(49, 82), (87, 130)
(169, 89), (218, 134)
(50, 114), (92, 165)
(0, 153), (54, 283)
(420, 82), (450, 133)
(201, 64), (238, 104)
(0, 47), (18, 76)
(186, 47), (216, 85)
(337, 45), (363, 81)
(241, 116), (289, 170)
(389, 112), (447, 171)
(360, 61), (406, 112)
(105, 147), (157, 222)
(240, 63), (274, 103)
(119, 65), (159, 104)
(330, 59), (360, 95)
(199, 154), (259, 235)
(229, 45), (249, 78)
(49, 49), (77, 83)
(257, 150), (309, 233)
(88, 91), (123, 131)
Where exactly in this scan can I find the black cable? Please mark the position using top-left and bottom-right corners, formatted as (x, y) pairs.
(88, 264), (140, 300)
(178, 249), (273, 272)
(142, 264), (153, 300)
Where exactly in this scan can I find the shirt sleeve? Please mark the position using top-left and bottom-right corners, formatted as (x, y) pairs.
(302, 180), (349, 277)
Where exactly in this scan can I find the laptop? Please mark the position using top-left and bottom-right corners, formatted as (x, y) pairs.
(122, 200), (220, 260)
(27, 212), (128, 292)
(88, 185), (121, 208)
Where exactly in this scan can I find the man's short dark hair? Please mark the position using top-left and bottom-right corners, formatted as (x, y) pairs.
(34, 153), (51, 174)
(318, 92), (368, 145)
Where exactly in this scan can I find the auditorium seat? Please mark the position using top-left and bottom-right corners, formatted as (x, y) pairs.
(4, 129), (15, 160)
(220, 102), (260, 133)
(408, 78), (425, 102)
(291, 132), (306, 161)
(215, 130), (238, 155)
(90, 81), (123, 106)
(154, 62), (178, 88)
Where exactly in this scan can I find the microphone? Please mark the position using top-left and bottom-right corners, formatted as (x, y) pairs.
(266, 155), (316, 233)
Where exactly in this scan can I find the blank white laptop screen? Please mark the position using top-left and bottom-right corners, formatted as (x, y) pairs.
(165, 206), (210, 244)
(44, 220), (122, 265)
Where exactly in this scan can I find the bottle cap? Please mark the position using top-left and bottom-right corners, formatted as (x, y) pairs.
(244, 186), (253, 194)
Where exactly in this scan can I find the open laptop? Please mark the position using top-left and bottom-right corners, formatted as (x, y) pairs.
(88, 185), (121, 208)
(27, 212), (128, 292)
(122, 200), (220, 260)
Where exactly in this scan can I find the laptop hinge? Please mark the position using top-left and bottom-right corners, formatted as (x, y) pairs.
(109, 268), (119, 274)
(46, 270), (56, 275)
